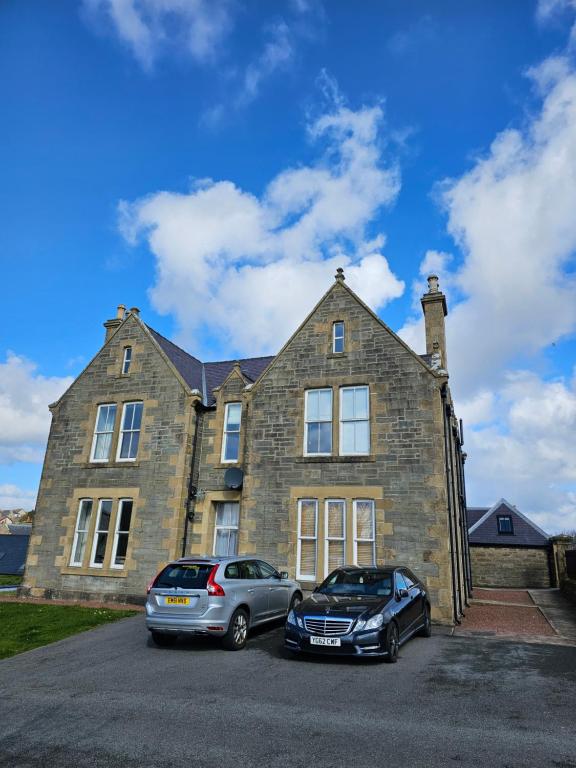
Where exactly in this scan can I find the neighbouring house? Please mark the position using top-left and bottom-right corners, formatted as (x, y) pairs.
(22, 270), (470, 624)
(467, 499), (552, 589)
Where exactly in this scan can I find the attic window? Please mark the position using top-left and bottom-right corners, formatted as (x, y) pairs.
(122, 346), (132, 375)
(333, 322), (345, 353)
(497, 515), (514, 535)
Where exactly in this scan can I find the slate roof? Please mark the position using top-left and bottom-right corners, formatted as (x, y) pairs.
(147, 326), (274, 406)
(467, 499), (549, 547)
(0, 535), (30, 575)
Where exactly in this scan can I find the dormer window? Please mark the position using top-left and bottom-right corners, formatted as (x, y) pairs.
(497, 515), (514, 535)
(122, 347), (132, 375)
(333, 322), (344, 353)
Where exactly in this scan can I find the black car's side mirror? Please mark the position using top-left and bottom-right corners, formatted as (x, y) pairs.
(396, 588), (409, 600)
(279, 571), (289, 580)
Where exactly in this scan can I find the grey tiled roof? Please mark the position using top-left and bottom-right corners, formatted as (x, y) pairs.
(0, 535), (30, 575)
(148, 326), (274, 405)
(466, 508), (489, 529)
(468, 501), (549, 547)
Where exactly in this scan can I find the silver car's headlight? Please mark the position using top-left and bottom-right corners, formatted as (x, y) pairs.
(365, 614), (384, 630)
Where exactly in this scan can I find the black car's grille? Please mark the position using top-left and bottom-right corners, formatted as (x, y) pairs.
(304, 617), (354, 636)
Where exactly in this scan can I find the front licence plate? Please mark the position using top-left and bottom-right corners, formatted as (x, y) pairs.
(166, 597), (190, 605)
(310, 636), (341, 647)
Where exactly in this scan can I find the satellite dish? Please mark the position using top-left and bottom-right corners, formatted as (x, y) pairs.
(224, 467), (244, 490)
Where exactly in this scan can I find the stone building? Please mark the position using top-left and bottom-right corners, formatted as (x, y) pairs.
(468, 499), (552, 588)
(22, 270), (470, 624)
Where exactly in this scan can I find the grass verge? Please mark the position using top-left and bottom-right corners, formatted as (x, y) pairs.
(0, 574), (23, 587)
(0, 602), (137, 660)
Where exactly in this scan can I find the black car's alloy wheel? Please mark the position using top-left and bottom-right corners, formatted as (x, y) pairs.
(384, 622), (399, 663)
(418, 605), (432, 637)
(223, 608), (249, 650)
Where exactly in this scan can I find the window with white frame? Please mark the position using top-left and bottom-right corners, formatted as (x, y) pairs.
(111, 499), (133, 568)
(213, 502), (239, 556)
(70, 499), (93, 566)
(353, 499), (375, 566)
(325, 499), (346, 577)
(297, 499), (318, 580)
(304, 388), (332, 455)
(91, 404), (117, 462)
(117, 402), (143, 461)
(221, 403), (242, 462)
(90, 499), (113, 567)
(333, 321), (345, 353)
(122, 346), (132, 375)
(340, 386), (370, 455)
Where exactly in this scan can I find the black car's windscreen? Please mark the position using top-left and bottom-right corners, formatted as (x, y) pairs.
(154, 564), (213, 590)
(319, 570), (393, 597)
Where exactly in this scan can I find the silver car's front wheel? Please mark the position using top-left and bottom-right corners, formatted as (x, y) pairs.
(223, 608), (249, 651)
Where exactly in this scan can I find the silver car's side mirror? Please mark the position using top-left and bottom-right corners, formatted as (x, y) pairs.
(279, 571), (289, 579)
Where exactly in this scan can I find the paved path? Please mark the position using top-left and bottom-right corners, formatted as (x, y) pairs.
(529, 588), (576, 642)
(0, 616), (575, 768)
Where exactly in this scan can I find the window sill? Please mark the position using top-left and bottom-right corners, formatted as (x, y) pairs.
(60, 566), (128, 578)
(326, 353), (348, 359)
(84, 461), (142, 469)
(295, 455), (375, 463)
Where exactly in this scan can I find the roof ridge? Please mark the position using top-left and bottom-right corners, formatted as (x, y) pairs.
(205, 354), (276, 365)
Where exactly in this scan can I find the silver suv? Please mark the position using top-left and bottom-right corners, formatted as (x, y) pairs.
(145, 556), (302, 650)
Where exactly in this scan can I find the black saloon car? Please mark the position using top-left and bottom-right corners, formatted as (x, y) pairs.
(285, 566), (431, 661)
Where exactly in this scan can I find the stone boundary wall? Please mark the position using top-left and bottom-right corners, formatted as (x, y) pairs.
(470, 545), (552, 589)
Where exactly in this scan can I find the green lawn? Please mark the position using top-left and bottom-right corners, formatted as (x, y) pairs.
(0, 603), (137, 660)
(0, 574), (23, 586)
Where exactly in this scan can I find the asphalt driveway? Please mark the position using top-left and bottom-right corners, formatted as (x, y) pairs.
(0, 615), (574, 768)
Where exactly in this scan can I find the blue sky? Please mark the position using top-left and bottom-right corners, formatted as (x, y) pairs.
(1, 0), (575, 532)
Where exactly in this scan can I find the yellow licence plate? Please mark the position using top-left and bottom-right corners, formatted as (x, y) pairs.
(166, 597), (190, 605)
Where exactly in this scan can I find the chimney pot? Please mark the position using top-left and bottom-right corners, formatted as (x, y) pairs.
(335, 267), (345, 282)
(427, 274), (439, 293)
(129, 307), (140, 317)
(116, 304), (126, 320)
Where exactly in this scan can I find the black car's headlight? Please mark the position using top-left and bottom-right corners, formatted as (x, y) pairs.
(287, 610), (303, 628)
(355, 614), (384, 631)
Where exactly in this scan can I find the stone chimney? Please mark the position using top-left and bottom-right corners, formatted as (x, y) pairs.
(103, 304), (126, 343)
(421, 275), (448, 371)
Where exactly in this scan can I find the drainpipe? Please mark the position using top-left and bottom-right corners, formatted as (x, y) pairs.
(453, 430), (471, 606)
(447, 412), (464, 619)
(441, 384), (460, 625)
(181, 401), (205, 558)
(459, 446), (473, 597)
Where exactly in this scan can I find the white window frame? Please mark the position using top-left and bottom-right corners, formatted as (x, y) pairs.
(213, 502), (240, 556)
(297, 499), (318, 582)
(221, 402), (242, 464)
(122, 346), (132, 375)
(324, 499), (346, 578)
(90, 403), (117, 463)
(353, 499), (376, 566)
(333, 321), (345, 353)
(116, 401), (143, 462)
(70, 498), (93, 567)
(89, 499), (113, 568)
(304, 388), (333, 457)
(110, 498), (133, 570)
(339, 385), (370, 456)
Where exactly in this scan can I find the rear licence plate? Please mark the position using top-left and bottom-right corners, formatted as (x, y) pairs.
(310, 636), (341, 646)
(165, 597), (190, 605)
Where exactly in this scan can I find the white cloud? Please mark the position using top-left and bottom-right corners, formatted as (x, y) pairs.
(0, 353), (72, 465)
(82, 0), (233, 70)
(121, 96), (404, 355)
(397, 47), (576, 533)
(0, 484), (36, 511)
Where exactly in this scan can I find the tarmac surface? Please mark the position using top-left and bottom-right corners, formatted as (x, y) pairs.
(0, 614), (575, 768)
